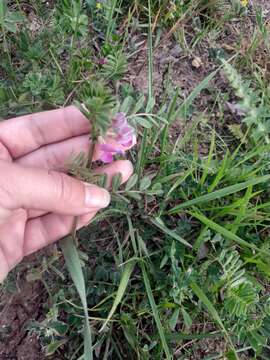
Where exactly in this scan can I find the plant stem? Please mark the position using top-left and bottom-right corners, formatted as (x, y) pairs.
(87, 123), (97, 169)
(87, 141), (95, 169)
(71, 124), (97, 242)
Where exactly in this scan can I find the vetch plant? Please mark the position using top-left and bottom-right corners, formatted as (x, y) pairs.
(60, 93), (136, 360)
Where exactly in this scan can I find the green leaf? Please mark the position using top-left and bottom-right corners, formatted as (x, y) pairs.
(225, 283), (258, 317)
(112, 173), (122, 192)
(132, 95), (145, 113)
(60, 236), (92, 360)
(125, 173), (138, 191)
(100, 260), (136, 332)
(139, 176), (152, 191)
(0, 1), (7, 21)
(45, 339), (67, 356)
(169, 174), (270, 213)
(226, 350), (238, 360)
(169, 308), (180, 331)
(85, 0), (96, 7)
(181, 308), (192, 329)
(126, 191), (142, 201)
(3, 21), (17, 33)
(136, 116), (152, 129)
(101, 52), (127, 81)
(8, 11), (25, 23)
(120, 96), (134, 113)
(148, 182), (164, 196)
(50, 320), (69, 336)
(160, 254), (169, 269)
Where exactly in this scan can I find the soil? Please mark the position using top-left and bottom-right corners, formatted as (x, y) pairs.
(0, 274), (46, 359)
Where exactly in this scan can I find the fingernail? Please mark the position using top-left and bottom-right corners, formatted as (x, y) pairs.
(84, 184), (110, 208)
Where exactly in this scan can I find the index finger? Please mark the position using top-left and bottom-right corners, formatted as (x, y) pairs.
(0, 106), (90, 159)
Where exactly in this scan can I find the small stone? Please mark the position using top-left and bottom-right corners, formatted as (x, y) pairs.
(192, 56), (203, 68)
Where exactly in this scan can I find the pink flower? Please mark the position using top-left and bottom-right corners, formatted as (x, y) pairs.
(95, 112), (136, 163)
(98, 58), (107, 65)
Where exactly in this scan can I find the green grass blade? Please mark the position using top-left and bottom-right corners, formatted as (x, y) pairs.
(127, 216), (138, 255)
(230, 186), (253, 234)
(105, 0), (121, 43)
(149, 217), (192, 248)
(199, 129), (215, 187)
(60, 236), (92, 360)
(190, 212), (270, 256)
(169, 174), (270, 213)
(100, 260), (136, 332)
(165, 167), (194, 200)
(141, 262), (172, 359)
(190, 282), (226, 331)
(208, 150), (229, 193)
(190, 282), (239, 360)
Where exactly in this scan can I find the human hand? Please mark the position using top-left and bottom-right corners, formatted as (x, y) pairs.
(0, 106), (133, 282)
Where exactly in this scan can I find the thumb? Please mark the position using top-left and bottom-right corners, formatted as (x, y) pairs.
(0, 160), (110, 215)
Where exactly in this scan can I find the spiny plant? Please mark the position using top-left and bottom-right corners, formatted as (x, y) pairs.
(223, 60), (270, 145)
(55, 0), (89, 37)
(77, 82), (116, 135)
(101, 52), (128, 81)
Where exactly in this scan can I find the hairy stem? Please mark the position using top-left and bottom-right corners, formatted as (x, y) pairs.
(87, 141), (95, 169)
(71, 124), (97, 242)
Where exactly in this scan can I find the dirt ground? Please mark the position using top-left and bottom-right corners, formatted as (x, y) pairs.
(0, 276), (46, 359)
(0, 1), (270, 359)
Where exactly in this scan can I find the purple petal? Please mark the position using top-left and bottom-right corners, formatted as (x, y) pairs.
(117, 129), (134, 145)
(119, 139), (133, 147)
(121, 125), (134, 134)
(100, 143), (124, 155)
(117, 135), (132, 145)
(100, 143), (119, 153)
(98, 58), (107, 65)
(120, 127), (134, 139)
(100, 152), (114, 163)
(113, 112), (127, 129)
